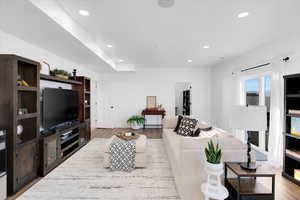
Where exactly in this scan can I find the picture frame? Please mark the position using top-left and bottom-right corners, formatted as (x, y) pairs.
(146, 96), (157, 109)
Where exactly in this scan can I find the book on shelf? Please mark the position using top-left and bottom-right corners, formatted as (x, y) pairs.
(291, 117), (300, 136)
(289, 110), (300, 115)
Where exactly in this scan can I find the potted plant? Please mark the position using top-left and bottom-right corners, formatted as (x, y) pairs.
(205, 140), (223, 172)
(50, 69), (72, 79)
(127, 115), (145, 130)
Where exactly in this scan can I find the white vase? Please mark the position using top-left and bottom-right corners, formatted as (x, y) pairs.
(205, 161), (223, 174)
(131, 122), (143, 130)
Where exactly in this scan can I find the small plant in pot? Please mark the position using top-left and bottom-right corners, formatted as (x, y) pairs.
(205, 140), (223, 172)
(127, 115), (145, 130)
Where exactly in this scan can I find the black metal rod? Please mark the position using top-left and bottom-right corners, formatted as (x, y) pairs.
(240, 62), (271, 72)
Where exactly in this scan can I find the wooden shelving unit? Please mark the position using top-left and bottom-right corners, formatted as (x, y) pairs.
(283, 73), (300, 186)
(40, 74), (82, 85)
(0, 55), (40, 195)
(74, 76), (91, 141)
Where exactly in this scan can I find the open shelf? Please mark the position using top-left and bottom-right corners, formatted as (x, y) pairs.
(18, 60), (38, 87)
(17, 113), (38, 120)
(40, 74), (82, 85)
(17, 91), (37, 114)
(17, 86), (37, 91)
(285, 133), (300, 140)
(227, 178), (272, 195)
(16, 116), (37, 145)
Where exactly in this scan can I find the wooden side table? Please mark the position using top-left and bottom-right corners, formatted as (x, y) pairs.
(225, 162), (275, 200)
(141, 109), (166, 129)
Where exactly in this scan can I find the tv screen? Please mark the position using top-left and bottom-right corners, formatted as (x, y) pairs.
(43, 88), (79, 130)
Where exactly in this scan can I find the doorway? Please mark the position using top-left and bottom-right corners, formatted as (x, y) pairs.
(175, 82), (192, 116)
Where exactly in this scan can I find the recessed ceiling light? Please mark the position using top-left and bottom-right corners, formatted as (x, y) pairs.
(187, 59), (193, 63)
(107, 44), (113, 48)
(118, 59), (124, 62)
(79, 10), (89, 16)
(238, 12), (249, 18)
(203, 45), (210, 49)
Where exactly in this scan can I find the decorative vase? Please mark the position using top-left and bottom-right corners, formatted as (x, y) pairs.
(205, 161), (223, 173)
(131, 122), (143, 130)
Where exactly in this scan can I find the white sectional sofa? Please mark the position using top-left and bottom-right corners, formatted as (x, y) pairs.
(163, 117), (247, 200)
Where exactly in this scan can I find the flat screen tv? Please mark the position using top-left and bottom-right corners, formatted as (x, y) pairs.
(43, 88), (79, 130)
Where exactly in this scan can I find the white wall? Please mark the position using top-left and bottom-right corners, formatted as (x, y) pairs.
(0, 29), (101, 131)
(98, 68), (212, 128)
(211, 33), (300, 131)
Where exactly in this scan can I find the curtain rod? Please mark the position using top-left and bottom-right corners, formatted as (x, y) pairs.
(232, 62), (271, 75)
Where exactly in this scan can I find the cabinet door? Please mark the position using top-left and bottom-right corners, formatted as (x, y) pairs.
(79, 123), (87, 145)
(15, 141), (37, 191)
(45, 135), (58, 169)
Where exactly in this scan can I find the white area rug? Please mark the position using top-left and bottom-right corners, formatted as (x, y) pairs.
(18, 139), (180, 200)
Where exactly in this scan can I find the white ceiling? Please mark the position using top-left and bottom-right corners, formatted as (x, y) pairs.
(1, 0), (300, 71)
(0, 0), (113, 72)
(58, 0), (300, 68)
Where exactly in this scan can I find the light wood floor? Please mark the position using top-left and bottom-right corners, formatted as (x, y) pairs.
(7, 128), (300, 200)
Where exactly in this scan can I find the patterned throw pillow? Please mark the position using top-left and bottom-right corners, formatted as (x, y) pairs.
(177, 117), (198, 136)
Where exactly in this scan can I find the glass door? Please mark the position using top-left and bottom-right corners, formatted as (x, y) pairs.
(244, 75), (271, 153)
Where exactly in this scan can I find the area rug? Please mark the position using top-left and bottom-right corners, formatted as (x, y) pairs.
(18, 139), (180, 200)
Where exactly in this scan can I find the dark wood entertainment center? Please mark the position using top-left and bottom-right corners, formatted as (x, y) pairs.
(0, 54), (91, 195)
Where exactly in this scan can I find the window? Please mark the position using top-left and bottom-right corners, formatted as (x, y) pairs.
(244, 75), (271, 153)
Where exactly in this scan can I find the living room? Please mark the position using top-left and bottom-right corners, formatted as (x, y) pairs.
(1, 0), (300, 200)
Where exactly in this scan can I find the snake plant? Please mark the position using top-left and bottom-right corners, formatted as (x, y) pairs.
(205, 140), (222, 164)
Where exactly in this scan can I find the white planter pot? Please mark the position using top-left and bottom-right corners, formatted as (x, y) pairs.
(130, 122), (143, 130)
(206, 161), (223, 174)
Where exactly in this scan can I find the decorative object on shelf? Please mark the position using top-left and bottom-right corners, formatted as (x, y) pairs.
(50, 69), (72, 79)
(17, 75), (30, 87)
(291, 117), (300, 136)
(115, 132), (139, 141)
(289, 110), (300, 115)
(295, 169), (300, 181)
(84, 100), (88, 104)
(230, 105), (267, 171)
(72, 69), (77, 79)
(127, 115), (145, 130)
(40, 60), (51, 75)
(17, 108), (28, 115)
(146, 96), (157, 109)
(202, 140), (228, 200)
(16, 125), (23, 136)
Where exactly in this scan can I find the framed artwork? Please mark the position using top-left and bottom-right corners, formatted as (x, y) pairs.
(146, 96), (157, 109)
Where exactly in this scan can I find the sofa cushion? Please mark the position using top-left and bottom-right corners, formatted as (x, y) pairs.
(163, 129), (181, 162)
(163, 116), (178, 129)
(174, 115), (183, 132)
(177, 117), (198, 136)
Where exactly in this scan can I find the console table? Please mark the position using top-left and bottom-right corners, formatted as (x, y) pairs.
(141, 109), (166, 129)
(225, 162), (275, 200)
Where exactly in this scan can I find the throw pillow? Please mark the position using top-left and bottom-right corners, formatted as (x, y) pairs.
(192, 128), (201, 137)
(174, 115), (183, 132)
(177, 117), (198, 136)
(198, 122), (212, 131)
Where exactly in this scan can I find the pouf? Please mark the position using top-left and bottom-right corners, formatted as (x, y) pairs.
(103, 135), (148, 168)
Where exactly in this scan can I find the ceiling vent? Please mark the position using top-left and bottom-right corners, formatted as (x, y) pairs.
(158, 0), (175, 8)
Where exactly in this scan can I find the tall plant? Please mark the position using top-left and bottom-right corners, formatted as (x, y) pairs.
(205, 140), (222, 164)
